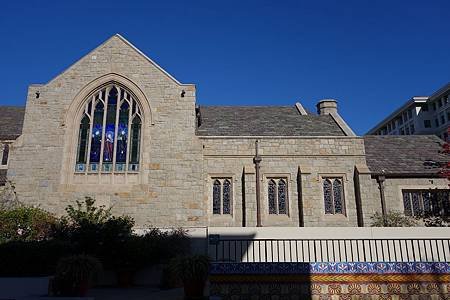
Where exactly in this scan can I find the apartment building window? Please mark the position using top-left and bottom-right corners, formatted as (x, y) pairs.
(432, 102), (437, 111)
(435, 119), (439, 127)
(438, 99), (443, 108)
(440, 114), (445, 125)
(400, 128), (405, 135)
(424, 120), (431, 128)
(408, 109), (413, 119)
(405, 127), (410, 135)
(421, 104), (429, 112)
(410, 124), (415, 134)
(402, 190), (449, 218)
(447, 111), (450, 122)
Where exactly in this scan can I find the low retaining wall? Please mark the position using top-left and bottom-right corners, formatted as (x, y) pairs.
(210, 262), (450, 299)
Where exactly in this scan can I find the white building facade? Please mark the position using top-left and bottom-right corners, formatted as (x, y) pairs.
(367, 83), (450, 140)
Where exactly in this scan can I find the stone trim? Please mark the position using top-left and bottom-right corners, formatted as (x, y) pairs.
(329, 112), (357, 137)
(60, 74), (152, 185)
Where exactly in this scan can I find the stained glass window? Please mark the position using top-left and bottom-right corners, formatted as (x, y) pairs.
(323, 178), (345, 215)
(402, 190), (450, 218)
(1, 144), (9, 165)
(212, 178), (232, 215)
(268, 179), (277, 214)
(403, 192), (412, 216)
(267, 178), (288, 215)
(333, 179), (343, 214)
(223, 179), (231, 214)
(323, 179), (333, 214)
(213, 180), (221, 214)
(75, 84), (142, 173)
(278, 179), (287, 214)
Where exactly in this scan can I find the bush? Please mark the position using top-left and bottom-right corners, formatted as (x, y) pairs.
(370, 211), (418, 227)
(0, 240), (75, 276)
(0, 206), (57, 243)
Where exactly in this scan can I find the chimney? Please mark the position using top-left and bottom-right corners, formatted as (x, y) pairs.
(317, 99), (338, 115)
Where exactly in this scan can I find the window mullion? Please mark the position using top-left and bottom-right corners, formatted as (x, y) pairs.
(85, 97), (95, 173)
(331, 180), (335, 214)
(275, 180), (279, 215)
(125, 94), (132, 172)
(112, 88), (121, 172)
(99, 87), (109, 172)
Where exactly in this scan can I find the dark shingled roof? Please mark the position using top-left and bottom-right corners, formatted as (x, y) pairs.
(0, 169), (6, 186)
(196, 106), (346, 136)
(0, 106), (25, 140)
(363, 135), (447, 176)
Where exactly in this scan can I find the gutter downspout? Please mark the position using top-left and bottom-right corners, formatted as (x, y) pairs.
(376, 175), (387, 226)
(254, 140), (262, 227)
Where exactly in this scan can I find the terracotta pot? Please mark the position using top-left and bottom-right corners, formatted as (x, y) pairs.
(183, 279), (206, 299)
(117, 269), (135, 288)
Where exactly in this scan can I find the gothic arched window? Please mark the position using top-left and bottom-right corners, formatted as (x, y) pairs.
(1, 144), (9, 166)
(268, 178), (288, 215)
(75, 84), (142, 173)
(212, 178), (232, 215)
(323, 178), (345, 215)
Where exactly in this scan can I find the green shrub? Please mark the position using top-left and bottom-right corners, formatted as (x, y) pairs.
(0, 240), (75, 276)
(370, 211), (418, 227)
(0, 206), (57, 243)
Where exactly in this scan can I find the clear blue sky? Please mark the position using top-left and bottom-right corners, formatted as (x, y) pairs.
(1, 0), (449, 134)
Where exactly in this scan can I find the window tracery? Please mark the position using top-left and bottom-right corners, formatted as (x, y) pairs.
(75, 84), (142, 173)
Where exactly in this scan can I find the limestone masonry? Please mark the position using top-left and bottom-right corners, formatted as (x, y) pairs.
(0, 35), (448, 227)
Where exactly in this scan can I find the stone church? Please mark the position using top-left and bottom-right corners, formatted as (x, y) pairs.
(0, 35), (448, 227)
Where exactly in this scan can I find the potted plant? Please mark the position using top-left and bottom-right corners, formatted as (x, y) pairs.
(51, 254), (102, 297)
(170, 255), (210, 299)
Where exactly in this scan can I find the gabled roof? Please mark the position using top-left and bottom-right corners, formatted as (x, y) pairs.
(0, 106), (25, 140)
(363, 135), (447, 176)
(196, 105), (346, 136)
(48, 34), (192, 86)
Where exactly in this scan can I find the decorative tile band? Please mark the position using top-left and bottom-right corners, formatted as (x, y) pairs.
(211, 262), (450, 275)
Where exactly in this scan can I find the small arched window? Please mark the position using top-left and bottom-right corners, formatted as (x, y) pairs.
(75, 84), (142, 173)
(323, 178), (345, 215)
(268, 178), (288, 215)
(212, 178), (232, 215)
(1, 144), (9, 166)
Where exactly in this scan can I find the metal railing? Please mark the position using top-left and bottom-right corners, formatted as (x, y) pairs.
(210, 238), (450, 263)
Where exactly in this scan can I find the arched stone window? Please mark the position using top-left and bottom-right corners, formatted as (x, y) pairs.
(75, 84), (142, 173)
(323, 178), (345, 215)
(212, 178), (232, 215)
(1, 144), (9, 166)
(268, 178), (288, 215)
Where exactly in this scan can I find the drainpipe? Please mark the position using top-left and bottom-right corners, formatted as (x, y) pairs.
(253, 140), (262, 227)
(376, 175), (387, 226)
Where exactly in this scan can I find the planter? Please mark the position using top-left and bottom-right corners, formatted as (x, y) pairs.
(183, 279), (206, 299)
(0, 276), (50, 298)
(50, 277), (90, 297)
(116, 269), (135, 288)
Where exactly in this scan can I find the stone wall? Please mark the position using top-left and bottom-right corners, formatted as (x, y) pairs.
(360, 177), (449, 226)
(7, 35), (206, 227)
(202, 137), (367, 227)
